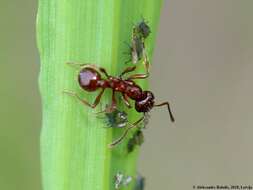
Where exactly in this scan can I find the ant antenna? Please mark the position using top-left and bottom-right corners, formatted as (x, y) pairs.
(154, 102), (175, 122)
(109, 116), (145, 148)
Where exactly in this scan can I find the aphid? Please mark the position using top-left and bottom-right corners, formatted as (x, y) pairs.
(104, 108), (128, 128)
(127, 130), (144, 153)
(64, 63), (175, 147)
(134, 175), (145, 190)
(134, 19), (151, 39)
(114, 172), (132, 189)
(126, 19), (151, 73)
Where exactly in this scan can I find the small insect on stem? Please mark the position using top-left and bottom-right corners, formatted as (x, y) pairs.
(64, 61), (174, 147)
(114, 172), (132, 189)
(134, 174), (145, 190)
(97, 106), (128, 129)
(124, 19), (150, 74)
(136, 19), (151, 39)
(127, 130), (144, 153)
(109, 116), (145, 148)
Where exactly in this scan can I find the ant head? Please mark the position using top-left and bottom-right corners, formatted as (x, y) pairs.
(135, 91), (155, 113)
(78, 67), (101, 91)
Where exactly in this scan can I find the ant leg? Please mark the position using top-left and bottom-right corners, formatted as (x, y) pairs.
(154, 101), (175, 122)
(95, 90), (117, 114)
(126, 48), (150, 80)
(122, 94), (132, 108)
(119, 66), (136, 78)
(63, 88), (105, 108)
(126, 73), (149, 80)
(98, 67), (110, 78)
(108, 115), (145, 148)
(66, 62), (110, 78)
(107, 90), (117, 112)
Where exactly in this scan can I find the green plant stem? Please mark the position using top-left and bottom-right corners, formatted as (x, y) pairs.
(37, 0), (164, 190)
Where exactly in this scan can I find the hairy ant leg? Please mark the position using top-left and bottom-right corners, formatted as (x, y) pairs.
(95, 90), (117, 114)
(109, 115), (145, 148)
(108, 90), (117, 112)
(154, 102), (175, 122)
(126, 54), (150, 80)
(122, 94), (132, 108)
(66, 62), (110, 78)
(127, 73), (149, 80)
(119, 66), (136, 78)
(64, 88), (105, 108)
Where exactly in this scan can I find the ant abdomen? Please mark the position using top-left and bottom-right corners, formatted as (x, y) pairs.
(78, 68), (101, 91)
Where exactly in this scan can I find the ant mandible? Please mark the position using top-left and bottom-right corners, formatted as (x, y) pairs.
(64, 62), (174, 147)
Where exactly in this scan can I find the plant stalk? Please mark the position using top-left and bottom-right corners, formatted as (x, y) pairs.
(37, 0), (164, 189)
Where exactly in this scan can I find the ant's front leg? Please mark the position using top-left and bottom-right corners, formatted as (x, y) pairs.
(119, 66), (136, 78)
(126, 73), (149, 80)
(63, 88), (105, 109)
(154, 101), (175, 122)
(126, 55), (150, 80)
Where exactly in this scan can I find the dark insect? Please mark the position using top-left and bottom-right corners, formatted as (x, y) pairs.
(134, 175), (145, 190)
(127, 130), (144, 153)
(134, 19), (151, 39)
(64, 62), (174, 147)
(104, 108), (128, 128)
(125, 19), (151, 73)
(114, 172), (132, 189)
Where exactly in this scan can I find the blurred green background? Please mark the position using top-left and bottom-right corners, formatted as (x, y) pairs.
(1, 0), (253, 190)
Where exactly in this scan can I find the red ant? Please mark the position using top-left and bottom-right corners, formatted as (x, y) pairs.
(64, 62), (174, 147)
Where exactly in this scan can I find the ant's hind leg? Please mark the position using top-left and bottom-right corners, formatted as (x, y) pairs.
(63, 88), (105, 109)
